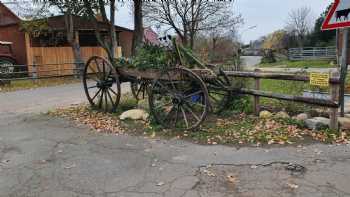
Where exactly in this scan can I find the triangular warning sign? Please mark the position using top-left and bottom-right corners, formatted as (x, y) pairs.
(322, 0), (350, 30)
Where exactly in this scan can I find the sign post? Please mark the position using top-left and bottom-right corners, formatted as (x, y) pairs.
(322, 0), (350, 117)
(340, 28), (349, 117)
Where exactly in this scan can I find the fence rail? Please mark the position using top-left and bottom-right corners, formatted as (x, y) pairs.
(226, 69), (340, 130)
(288, 47), (337, 61)
(0, 62), (81, 84)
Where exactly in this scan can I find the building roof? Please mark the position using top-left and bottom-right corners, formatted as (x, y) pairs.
(25, 15), (133, 32)
(0, 2), (133, 32)
(0, 2), (21, 26)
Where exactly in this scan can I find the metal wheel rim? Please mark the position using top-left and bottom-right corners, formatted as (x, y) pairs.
(149, 67), (209, 130)
(207, 76), (233, 114)
(83, 56), (121, 113)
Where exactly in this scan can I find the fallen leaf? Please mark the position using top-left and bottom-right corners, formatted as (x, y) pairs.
(226, 174), (237, 184)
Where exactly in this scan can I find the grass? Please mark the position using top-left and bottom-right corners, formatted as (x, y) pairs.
(259, 60), (335, 68)
(0, 77), (81, 92)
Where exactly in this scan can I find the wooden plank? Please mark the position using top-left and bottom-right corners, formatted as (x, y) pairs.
(237, 88), (339, 108)
(330, 71), (340, 130)
(118, 67), (216, 80)
(28, 46), (122, 77)
(224, 71), (341, 84)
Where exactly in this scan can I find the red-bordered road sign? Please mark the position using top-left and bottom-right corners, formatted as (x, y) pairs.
(322, 0), (350, 30)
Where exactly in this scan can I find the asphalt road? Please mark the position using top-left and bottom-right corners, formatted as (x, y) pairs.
(241, 56), (262, 70)
(1, 83), (350, 196)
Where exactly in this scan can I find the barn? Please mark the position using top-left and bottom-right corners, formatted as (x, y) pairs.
(0, 2), (134, 76)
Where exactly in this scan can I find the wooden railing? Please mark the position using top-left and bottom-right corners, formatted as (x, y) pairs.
(288, 47), (336, 61)
(225, 69), (340, 130)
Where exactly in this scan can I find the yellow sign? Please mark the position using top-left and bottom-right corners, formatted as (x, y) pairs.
(310, 72), (330, 87)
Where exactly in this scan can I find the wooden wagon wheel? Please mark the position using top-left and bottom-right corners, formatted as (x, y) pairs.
(207, 70), (233, 114)
(83, 56), (121, 112)
(131, 80), (149, 100)
(149, 67), (209, 130)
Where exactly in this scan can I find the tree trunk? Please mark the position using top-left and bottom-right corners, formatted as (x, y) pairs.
(189, 32), (195, 50)
(109, 0), (117, 59)
(64, 13), (83, 77)
(132, 0), (143, 56)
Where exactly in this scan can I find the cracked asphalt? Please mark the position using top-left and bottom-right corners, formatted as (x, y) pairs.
(1, 83), (350, 197)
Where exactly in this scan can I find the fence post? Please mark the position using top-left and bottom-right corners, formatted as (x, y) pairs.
(32, 64), (38, 83)
(330, 71), (340, 131)
(254, 69), (261, 115)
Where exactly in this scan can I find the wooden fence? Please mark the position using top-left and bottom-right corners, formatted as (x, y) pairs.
(288, 47), (336, 61)
(225, 69), (340, 130)
(27, 46), (122, 76)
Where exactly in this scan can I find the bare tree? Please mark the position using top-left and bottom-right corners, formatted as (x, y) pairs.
(132, 0), (143, 56)
(34, 0), (86, 75)
(286, 6), (312, 47)
(144, 0), (239, 49)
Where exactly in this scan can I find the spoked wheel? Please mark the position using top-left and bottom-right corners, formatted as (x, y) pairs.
(207, 73), (233, 114)
(131, 80), (149, 100)
(83, 56), (121, 112)
(149, 67), (209, 130)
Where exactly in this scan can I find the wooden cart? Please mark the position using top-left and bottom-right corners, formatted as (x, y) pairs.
(83, 41), (234, 130)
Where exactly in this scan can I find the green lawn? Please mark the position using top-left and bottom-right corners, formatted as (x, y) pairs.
(259, 60), (336, 68)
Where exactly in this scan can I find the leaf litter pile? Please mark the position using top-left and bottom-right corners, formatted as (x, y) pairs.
(49, 104), (350, 146)
(49, 105), (126, 134)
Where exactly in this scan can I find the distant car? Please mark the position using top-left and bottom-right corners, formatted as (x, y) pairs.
(0, 41), (16, 74)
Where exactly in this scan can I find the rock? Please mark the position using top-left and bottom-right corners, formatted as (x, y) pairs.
(120, 109), (149, 121)
(275, 111), (290, 119)
(295, 113), (309, 121)
(338, 117), (350, 130)
(344, 106), (350, 113)
(137, 99), (149, 110)
(259, 111), (273, 119)
(305, 117), (330, 130)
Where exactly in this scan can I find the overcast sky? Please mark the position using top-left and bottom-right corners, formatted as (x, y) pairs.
(3, 0), (335, 44)
(233, 0), (334, 43)
(114, 0), (335, 44)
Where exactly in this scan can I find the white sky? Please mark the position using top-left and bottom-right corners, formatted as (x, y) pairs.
(3, 0), (335, 44)
(114, 0), (335, 44)
(234, 0), (334, 44)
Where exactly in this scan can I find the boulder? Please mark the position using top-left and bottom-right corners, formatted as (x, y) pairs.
(305, 117), (330, 130)
(259, 111), (273, 119)
(275, 111), (290, 119)
(338, 117), (350, 130)
(344, 107), (350, 114)
(120, 109), (149, 121)
(295, 113), (309, 121)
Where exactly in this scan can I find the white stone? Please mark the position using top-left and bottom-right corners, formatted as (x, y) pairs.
(259, 111), (273, 119)
(338, 117), (350, 130)
(120, 109), (149, 121)
(305, 117), (330, 130)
